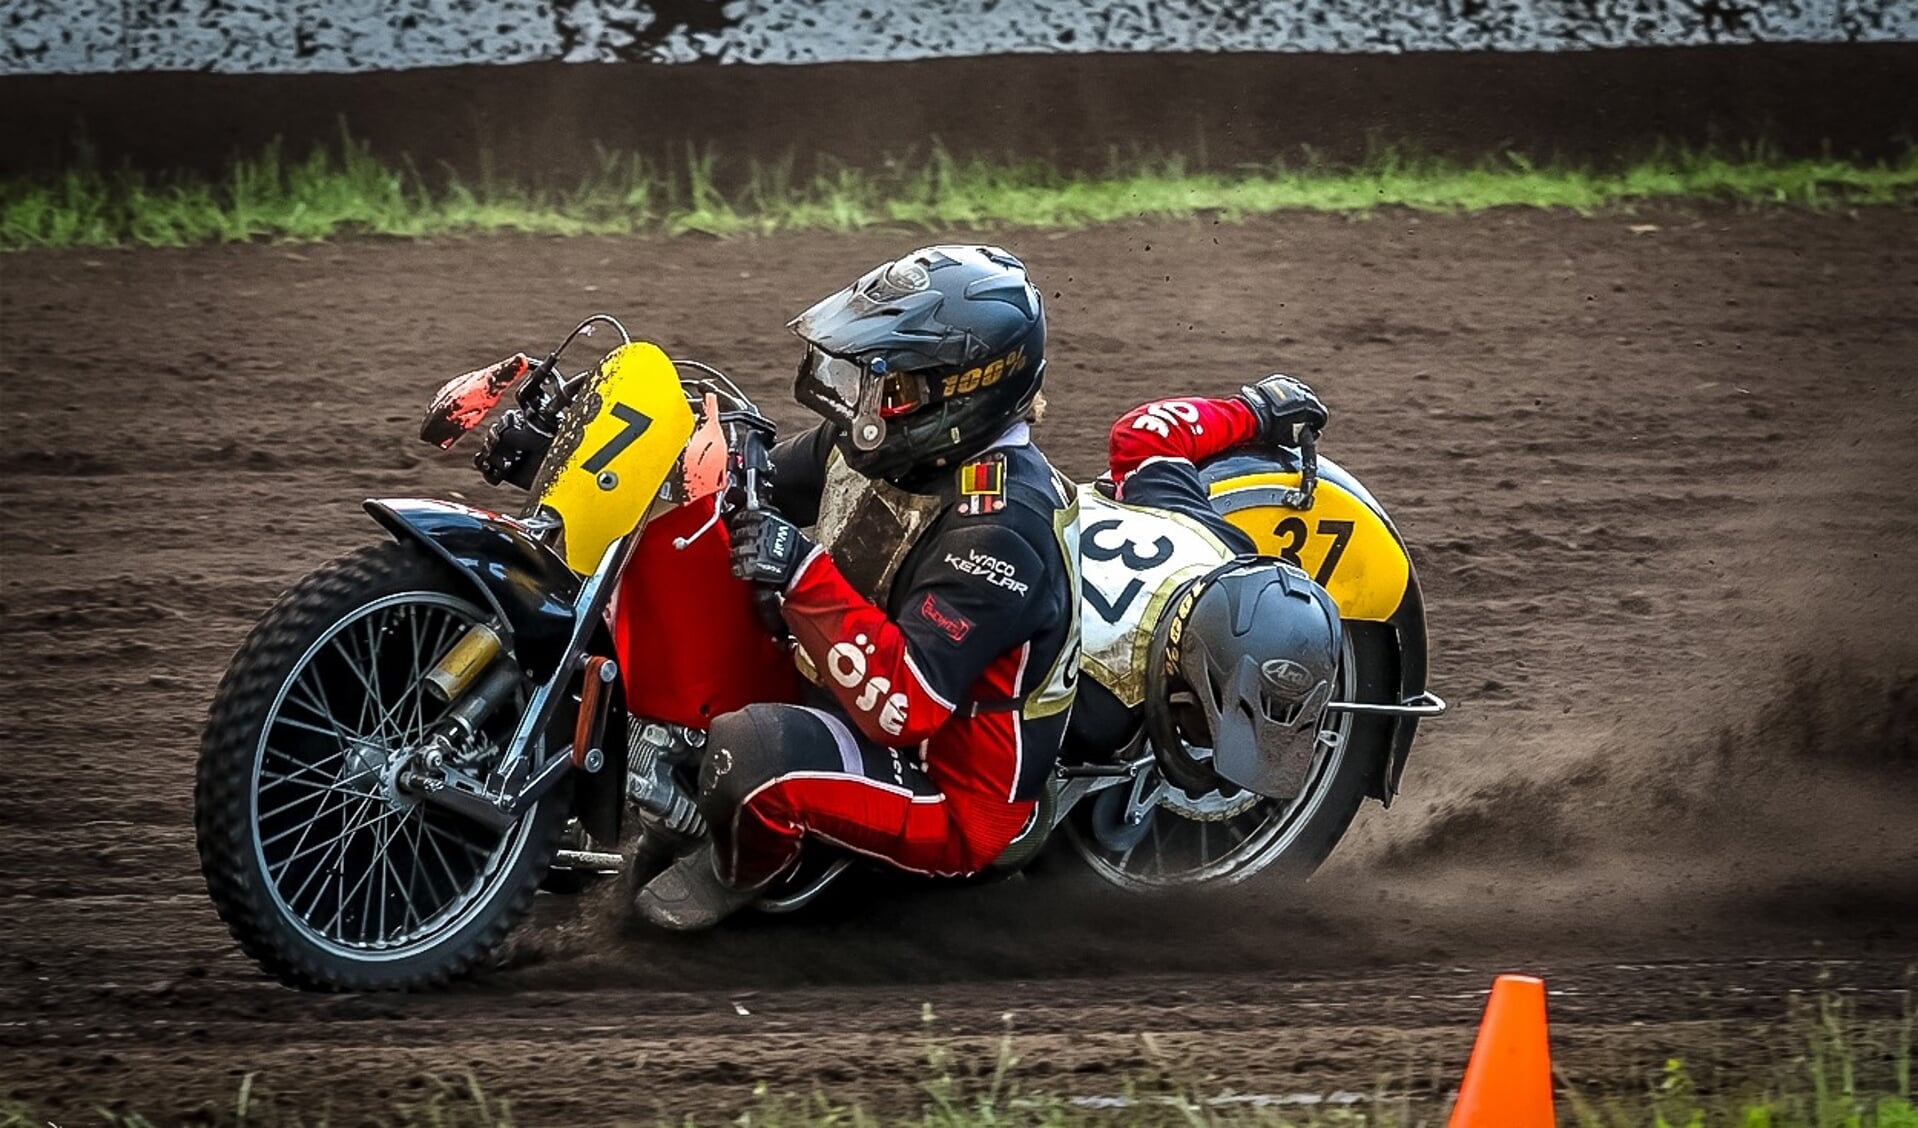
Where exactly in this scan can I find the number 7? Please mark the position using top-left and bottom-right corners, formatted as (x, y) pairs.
(582, 403), (653, 474)
(1313, 520), (1354, 585)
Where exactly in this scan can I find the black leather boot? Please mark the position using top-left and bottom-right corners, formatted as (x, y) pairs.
(633, 842), (753, 931)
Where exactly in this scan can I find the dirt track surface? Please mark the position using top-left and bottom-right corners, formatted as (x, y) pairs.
(2, 210), (1915, 1123)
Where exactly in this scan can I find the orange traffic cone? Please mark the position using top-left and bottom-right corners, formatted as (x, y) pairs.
(1447, 973), (1555, 1128)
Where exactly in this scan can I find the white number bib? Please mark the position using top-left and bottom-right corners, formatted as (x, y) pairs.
(1077, 492), (1233, 707)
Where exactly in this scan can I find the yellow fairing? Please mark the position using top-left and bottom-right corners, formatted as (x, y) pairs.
(1207, 473), (1410, 622)
(538, 342), (694, 574)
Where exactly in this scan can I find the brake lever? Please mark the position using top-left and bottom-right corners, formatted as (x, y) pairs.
(674, 407), (766, 552)
(671, 501), (725, 551)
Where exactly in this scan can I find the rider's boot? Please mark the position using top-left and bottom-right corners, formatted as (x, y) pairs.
(634, 841), (753, 931)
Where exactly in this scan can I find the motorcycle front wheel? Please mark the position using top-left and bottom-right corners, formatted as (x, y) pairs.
(1063, 623), (1394, 889)
(195, 541), (567, 991)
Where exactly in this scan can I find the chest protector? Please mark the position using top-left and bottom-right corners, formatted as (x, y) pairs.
(814, 453), (947, 606)
(1078, 491), (1234, 707)
(813, 450), (1083, 726)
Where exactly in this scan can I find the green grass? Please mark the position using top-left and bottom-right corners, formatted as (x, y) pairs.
(3, 134), (1913, 250)
(4, 990), (1912, 1128)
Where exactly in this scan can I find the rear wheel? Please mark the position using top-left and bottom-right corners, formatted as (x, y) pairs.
(196, 541), (567, 991)
(1063, 624), (1394, 888)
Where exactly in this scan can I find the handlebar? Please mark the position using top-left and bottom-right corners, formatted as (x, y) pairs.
(728, 424), (788, 635)
(1278, 426), (1320, 511)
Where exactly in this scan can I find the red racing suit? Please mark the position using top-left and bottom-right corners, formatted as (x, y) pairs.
(1107, 394), (1265, 496)
(697, 422), (1081, 890)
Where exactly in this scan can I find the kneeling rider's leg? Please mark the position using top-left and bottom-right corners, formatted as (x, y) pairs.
(699, 702), (1011, 890)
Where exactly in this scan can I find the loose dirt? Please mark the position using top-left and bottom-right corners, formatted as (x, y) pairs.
(2, 209), (1915, 1124)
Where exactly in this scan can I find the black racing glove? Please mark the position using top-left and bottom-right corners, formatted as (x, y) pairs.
(474, 408), (555, 490)
(727, 507), (814, 591)
(1237, 374), (1328, 447)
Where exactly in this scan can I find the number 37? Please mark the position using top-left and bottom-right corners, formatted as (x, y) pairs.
(1271, 517), (1355, 586)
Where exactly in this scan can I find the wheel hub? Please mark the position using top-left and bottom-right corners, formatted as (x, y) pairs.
(378, 746), (422, 810)
(342, 739), (391, 796)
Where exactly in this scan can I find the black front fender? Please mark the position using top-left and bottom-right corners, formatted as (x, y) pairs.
(364, 498), (581, 666)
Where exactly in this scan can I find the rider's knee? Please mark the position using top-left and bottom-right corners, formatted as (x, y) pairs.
(699, 703), (805, 815)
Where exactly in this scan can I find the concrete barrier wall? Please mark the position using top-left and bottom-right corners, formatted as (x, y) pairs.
(6, 0), (1914, 75)
(8, 44), (1915, 181)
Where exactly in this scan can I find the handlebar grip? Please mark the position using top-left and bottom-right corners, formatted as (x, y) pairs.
(1298, 426), (1319, 498)
(1278, 426), (1319, 511)
(732, 426), (778, 511)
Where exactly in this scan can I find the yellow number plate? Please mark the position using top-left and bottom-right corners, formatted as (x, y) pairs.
(1207, 473), (1410, 622)
(538, 342), (694, 574)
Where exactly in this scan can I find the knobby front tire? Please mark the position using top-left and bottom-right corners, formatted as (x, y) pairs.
(195, 541), (567, 991)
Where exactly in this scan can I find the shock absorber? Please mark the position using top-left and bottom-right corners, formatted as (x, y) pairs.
(423, 623), (507, 703)
(625, 723), (706, 841)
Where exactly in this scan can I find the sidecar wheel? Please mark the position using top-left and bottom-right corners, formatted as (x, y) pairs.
(1061, 623), (1395, 889)
(196, 541), (569, 991)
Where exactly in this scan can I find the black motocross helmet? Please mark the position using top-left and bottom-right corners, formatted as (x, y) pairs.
(789, 245), (1046, 484)
(1144, 559), (1344, 801)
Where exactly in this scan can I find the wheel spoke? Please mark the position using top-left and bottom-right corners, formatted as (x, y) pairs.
(325, 805), (404, 940)
(421, 813), (492, 862)
(375, 820), (413, 942)
(369, 612), (461, 745)
(418, 809), (467, 904)
(405, 608), (430, 746)
(355, 818), (384, 945)
(264, 780), (382, 864)
(398, 812), (430, 933)
(258, 766), (377, 850)
(299, 657), (362, 747)
(268, 713), (356, 747)
(361, 611), (393, 740)
(281, 791), (372, 917)
(329, 625), (386, 742)
(262, 782), (361, 857)
(257, 780), (353, 824)
(365, 815), (400, 944)
(419, 610), (462, 739)
(253, 590), (531, 957)
(281, 676), (360, 749)
(258, 751), (350, 794)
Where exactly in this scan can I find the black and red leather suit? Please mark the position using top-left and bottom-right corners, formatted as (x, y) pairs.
(698, 421), (1079, 890)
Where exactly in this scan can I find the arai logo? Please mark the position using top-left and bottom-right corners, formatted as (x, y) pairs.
(1259, 658), (1315, 696)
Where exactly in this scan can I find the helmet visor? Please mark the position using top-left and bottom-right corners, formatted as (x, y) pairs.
(802, 346), (869, 418)
(797, 346), (931, 450)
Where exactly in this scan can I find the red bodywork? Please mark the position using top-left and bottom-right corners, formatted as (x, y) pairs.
(608, 496), (804, 728)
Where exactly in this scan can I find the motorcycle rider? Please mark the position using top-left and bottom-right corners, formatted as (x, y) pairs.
(1069, 378), (1344, 796)
(635, 245), (1082, 930)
